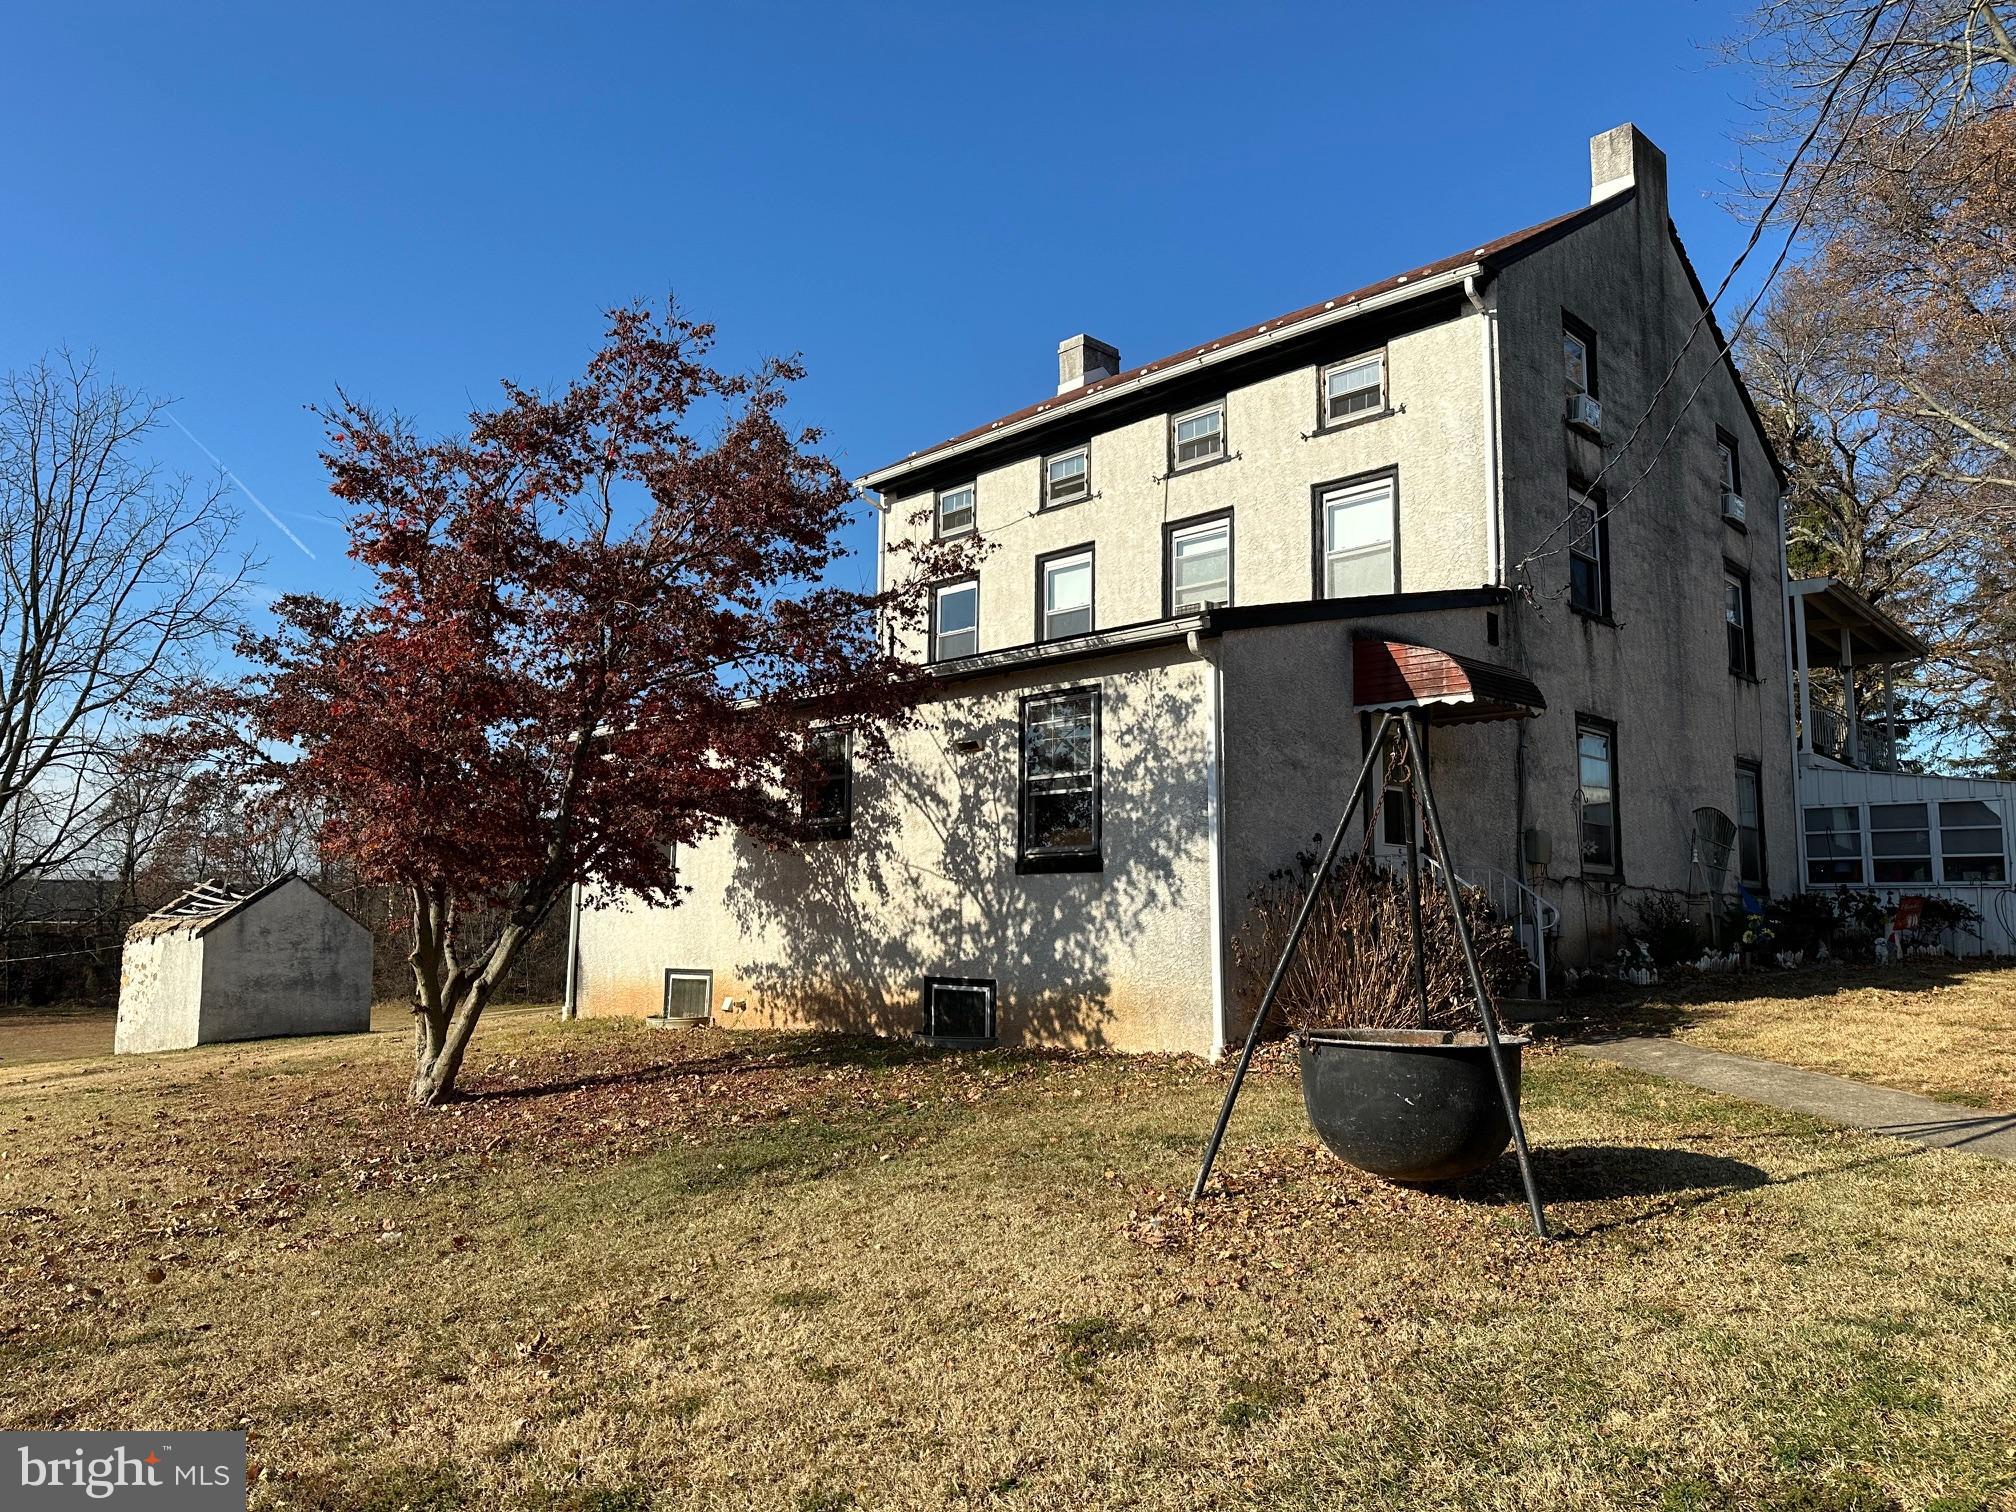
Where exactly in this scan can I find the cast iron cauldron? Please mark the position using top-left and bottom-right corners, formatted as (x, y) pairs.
(1297, 1027), (1528, 1183)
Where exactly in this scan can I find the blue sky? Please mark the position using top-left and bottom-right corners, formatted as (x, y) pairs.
(2, 1), (1765, 607)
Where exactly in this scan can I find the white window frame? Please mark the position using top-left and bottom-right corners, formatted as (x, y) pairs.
(1168, 514), (1232, 615)
(663, 968), (712, 1023)
(921, 976), (996, 1044)
(1564, 327), (1592, 399)
(1938, 799), (2007, 883)
(1320, 476), (1396, 600)
(1869, 801), (1934, 885)
(1568, 491), (1605, 617)
(1171, 402), (1225, 470)
(1735, 762), (1765, 889)
(936, 483), (976, 539)
(1322, 351), (1386, 424)
(1038, 548), (1094, 641)
(931, 578), (979, 661)
(1724, 571), (1753, 675)
(1043, 446), (1090, 508)
(1803, 804), (1865, 886)
(1577, 720), (1619, 874)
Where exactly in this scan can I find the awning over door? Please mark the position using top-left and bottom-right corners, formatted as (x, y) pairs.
(1352, 636), (1546, 725)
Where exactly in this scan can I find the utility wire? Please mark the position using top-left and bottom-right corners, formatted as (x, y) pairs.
(1513, 0), (1911, 587)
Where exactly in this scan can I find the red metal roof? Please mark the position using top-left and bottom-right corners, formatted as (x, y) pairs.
(1353, 637), (1545, 726)
(862, 194), (1630, 485)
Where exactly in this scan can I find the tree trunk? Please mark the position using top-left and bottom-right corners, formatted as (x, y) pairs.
(404, 883), (556, 1107)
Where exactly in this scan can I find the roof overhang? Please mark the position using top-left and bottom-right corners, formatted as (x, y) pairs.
(1353, 636), (1546, 725)
(855, 264), (1481, 493)
(1789, 578), (1929, 666)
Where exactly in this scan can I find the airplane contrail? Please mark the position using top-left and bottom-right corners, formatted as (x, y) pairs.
(167, 412), (316, 560)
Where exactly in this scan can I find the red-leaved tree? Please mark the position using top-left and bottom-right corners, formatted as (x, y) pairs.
(183, 305), (972, 1105)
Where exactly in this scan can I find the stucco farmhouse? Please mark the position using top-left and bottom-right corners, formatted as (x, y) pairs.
(569, 124), (1798, 1057)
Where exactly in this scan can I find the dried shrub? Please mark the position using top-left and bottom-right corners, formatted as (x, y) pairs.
(1232, 857), (1527, 1035)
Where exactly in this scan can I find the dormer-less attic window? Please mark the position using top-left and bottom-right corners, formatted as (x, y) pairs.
(1044, 447), (1089, 508)
(936, 484), (976, 539)
(1171, 403), (1225, 470)
(1323, 352), (1385, 423)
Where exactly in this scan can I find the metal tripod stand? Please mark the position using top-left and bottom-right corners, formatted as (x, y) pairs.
(1189, 709), (1549, 1239)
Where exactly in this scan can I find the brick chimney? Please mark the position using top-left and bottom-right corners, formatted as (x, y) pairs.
(1057, 334), (1120, 395)
(1589, 123), (1667, 214)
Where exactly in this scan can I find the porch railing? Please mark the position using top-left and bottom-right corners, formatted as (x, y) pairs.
(1427, 856), (1559, 1000)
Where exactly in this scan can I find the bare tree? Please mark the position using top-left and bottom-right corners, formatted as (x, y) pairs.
(0, 354), (252, 917)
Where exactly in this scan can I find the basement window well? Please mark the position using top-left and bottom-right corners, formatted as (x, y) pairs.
(662, 968), (712, 1023)
(920, 976), (996, 1046)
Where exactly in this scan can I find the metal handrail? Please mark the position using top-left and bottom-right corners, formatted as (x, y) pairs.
(1426, 856), (1557, 1000)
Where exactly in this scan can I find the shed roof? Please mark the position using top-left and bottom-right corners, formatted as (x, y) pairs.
(125, 876), (295, 941)
(1353, 636), (1547, 725)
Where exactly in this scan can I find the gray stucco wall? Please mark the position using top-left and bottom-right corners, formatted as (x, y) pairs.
(196, 879), (373, 1044)
(576, 645), (1222, 1054)
(1490, 132), (1797, 961)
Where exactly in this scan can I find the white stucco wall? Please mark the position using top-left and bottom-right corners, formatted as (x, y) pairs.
(114, 879), (373, 1055)
(576, 645), (1222, 1054)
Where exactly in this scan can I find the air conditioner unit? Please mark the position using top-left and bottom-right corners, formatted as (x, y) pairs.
(1566, 393), (1603, 435)
(1722, 491), (1747, 525)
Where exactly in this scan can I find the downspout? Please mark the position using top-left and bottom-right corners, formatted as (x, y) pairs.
(1463, 274), (1504, 586)
(1189, 627), (1230, 1058)
(862, 485), (892, 651)
(561, 880), (582, 1020)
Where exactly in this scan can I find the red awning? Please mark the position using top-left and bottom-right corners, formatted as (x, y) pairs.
(1352, 636), (1546, 725)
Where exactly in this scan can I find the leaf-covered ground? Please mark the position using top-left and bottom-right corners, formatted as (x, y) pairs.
(3, 991), (2014, 1511)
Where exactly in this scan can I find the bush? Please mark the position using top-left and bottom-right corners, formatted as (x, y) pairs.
(1232, 850), (1526, 1034)
(1629, 893), (1704, 969)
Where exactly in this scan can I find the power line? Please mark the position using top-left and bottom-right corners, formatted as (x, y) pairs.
(1513, 0), (1912, 588)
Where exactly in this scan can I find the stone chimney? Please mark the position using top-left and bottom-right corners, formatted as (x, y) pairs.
(1057, 334), (1120, 395)
(1589, 123), (1667, 214)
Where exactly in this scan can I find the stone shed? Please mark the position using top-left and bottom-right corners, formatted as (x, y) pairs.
(115, 877), (372, 1054)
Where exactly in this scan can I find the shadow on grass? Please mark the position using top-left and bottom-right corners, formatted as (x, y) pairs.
(1442, 1139), (1935, 1239)
(457, 1030), (1078, 1105)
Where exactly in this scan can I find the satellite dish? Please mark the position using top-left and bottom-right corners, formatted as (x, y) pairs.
(1691, 806), (1737, 897)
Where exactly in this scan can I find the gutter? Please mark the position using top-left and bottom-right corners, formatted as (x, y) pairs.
(856, 263), (1482, 492)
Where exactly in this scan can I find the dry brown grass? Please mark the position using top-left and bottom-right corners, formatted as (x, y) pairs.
(1617, 959), (2016, 1110)
(2, 993), (2015, 1510)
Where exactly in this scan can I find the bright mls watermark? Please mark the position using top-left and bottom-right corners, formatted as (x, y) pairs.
(3, 1433), (244, 1509)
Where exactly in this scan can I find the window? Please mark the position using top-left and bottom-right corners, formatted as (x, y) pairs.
(1725, 569), (1755, 676)
(1735, 761), (1766, 889)
(1869, 802), (1933, 884)
(1568, 491), (1608, 617)
(803, 728), (852, 838)
(1939, 800), (2007, 882)
(663, 969), (711, 1022)
(1804, 805), (1864, 885)
(1322, 352), (1385, 424)
(1037, 547), (1094, 640)
(1319, 474), (1397, 599)
(935, 483), (976, 539)
(1381, 787), (1415, 848)
(921, 976), (996, 1044)
(1577, 719), (1619, 873)
(1019, 687), (1101, 871)
(1716, 428), (1742, 508)
(1043, 447), (1089, 508)
(931, 578), (978, 661)
(1171, 402), (1225, 469)
(1563, 314), (1598, 399)
(1166, 512), (1232, 616)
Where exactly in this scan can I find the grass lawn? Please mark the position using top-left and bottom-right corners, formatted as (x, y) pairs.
(3, 997), (2015, 1511)
(1599, 959), (2016, 1111)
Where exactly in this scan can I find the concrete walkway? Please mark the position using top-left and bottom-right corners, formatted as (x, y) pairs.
(1572, 1037), (2016, 1163)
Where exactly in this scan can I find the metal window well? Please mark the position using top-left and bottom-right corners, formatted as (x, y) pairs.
(652, 968), (713, 1030)
(115, 876), (372, 1055)
(1191, 636), (1553, 1239)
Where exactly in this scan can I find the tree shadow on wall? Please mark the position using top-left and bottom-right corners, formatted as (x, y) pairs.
(722, 670), (1210, 1049)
